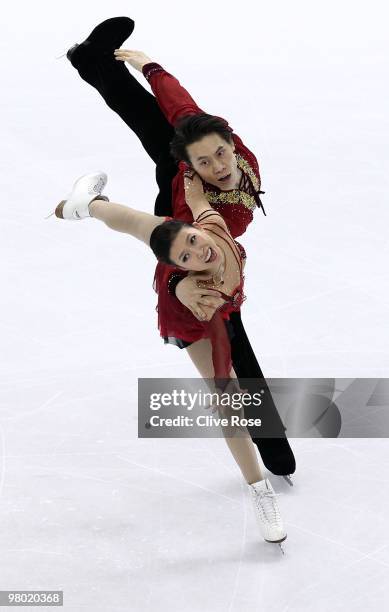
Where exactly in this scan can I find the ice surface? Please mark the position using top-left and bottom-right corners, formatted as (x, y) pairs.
(1, 0), (389, 610)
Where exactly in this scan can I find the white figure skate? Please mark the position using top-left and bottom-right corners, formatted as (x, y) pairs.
(46, 172), (108, 220)
(248, 477), (287, 553)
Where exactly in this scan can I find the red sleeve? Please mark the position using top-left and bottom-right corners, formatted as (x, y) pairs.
(142, 62), (206, 126)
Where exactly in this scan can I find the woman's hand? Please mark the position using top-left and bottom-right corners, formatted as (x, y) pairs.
(184, 170), (205, 205)
(114, 49), (153, 72)
(175, 276), (225, 321)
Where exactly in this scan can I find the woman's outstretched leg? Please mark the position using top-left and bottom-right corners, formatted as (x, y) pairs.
(187, 340), (287, 547)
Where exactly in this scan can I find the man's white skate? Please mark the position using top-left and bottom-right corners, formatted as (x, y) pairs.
(45, 171), (108, 220)
(248, 477), (287, 553)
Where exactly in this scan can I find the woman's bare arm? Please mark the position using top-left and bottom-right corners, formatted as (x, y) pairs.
(183, 171), (228, 229)
(89, 200), (165, 245)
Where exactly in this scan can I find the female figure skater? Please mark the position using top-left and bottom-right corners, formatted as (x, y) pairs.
(64, 17), (295, 481)
(54, 169), (287, 549)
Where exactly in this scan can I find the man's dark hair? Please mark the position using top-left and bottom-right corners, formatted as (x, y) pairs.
(170, 113), (233, 164)
(149, 220), (192, 265)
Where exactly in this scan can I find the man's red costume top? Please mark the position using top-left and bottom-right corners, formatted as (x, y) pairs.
(143, 62), (266, 238)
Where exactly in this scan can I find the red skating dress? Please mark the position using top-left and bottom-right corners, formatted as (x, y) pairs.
(155, 209), (246, 382)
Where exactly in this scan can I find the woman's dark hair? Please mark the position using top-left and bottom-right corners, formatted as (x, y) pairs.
(170, 113), (234, 164)
(149, 220), (192, 265)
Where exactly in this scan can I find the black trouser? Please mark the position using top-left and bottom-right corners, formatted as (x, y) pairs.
(71, 52), (295, 475)
(73, 53), (177, 216)
(229, 312), (296, 475)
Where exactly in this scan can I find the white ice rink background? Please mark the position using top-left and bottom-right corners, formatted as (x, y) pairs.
(1, 1), (389, 610)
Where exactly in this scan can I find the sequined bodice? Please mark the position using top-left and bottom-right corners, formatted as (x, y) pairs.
(195, 210), (246, 313)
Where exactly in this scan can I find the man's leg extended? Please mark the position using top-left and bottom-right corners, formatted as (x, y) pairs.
(229, 311), (296, 476)
(67, 17), (177, 215)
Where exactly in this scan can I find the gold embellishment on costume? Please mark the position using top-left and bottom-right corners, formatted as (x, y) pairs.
(196, 277), (224, 289)
(202, 153), (259, 211)
(236, 154), (260, 192)
(204, 190), (257, 211)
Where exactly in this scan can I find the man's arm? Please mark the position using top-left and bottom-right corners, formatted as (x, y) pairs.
(142, 63), (204, 126)
(114, 49), (208, 126)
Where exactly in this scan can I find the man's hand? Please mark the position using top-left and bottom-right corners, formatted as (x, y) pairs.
(114, 49), (153, 72)
(175, 276), (225, 321)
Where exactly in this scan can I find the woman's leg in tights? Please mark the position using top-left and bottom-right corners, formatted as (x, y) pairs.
(69, 51), (177, 216)
(186, 338), (264, 485)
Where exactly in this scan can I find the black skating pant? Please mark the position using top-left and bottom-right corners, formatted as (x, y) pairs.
(71, 52), (296, 476)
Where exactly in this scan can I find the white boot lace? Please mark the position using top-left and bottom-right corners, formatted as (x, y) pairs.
(253, 488), (283, 528)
